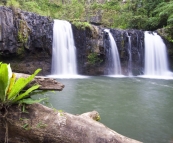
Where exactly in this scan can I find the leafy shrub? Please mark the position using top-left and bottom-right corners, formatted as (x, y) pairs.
(153, 1), (173, 27)
(0, 62), (45, 107)
(6, 0), (20, 8)
(145, 17), (160, 30)
(72, 21), (91, 30)
(87, 53), (102, 65)
(58, 0), (85, 20)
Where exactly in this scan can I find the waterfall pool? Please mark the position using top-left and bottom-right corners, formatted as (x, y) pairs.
(33, 76), (173, 143)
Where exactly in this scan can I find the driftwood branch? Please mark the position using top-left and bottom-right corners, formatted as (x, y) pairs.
(0, 103), (142, 143)
(14, 73), (65, 91)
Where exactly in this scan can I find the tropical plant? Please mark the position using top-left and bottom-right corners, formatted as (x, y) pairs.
(6, 0), (20, 8)
(153, 1), (173, 26)
(87, 53), (103, 65)
(0, 62), (45, 107)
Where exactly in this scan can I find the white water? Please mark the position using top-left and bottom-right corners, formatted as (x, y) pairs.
(51, 20), (78, 78)
(104, 29), (121, 75)
(127, 34), (132, 76)
(143, 31), (172, 79)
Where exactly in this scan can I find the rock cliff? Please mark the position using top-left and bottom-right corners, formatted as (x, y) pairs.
(72, 25), (145, 75)
(0, 6), (171, 76)
(0, 6), (53, 75)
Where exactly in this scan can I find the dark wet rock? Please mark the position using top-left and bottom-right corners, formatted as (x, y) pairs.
(89, 10), (103, 25)
(0, 6), (17, 54)
(0, 6), (53, 75)
(0, 6), (170, 76)
(103, 29), (144, 75)
(72, 24), (145, 76)
(72, 25), (106, 75)
(0, 4), (146, 76)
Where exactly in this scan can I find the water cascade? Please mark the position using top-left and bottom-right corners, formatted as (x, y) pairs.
(126, 32), (132, 76)
(51, 20), (78, 77)
(104, 29), (121, 75)
(144, 31), (172, 78)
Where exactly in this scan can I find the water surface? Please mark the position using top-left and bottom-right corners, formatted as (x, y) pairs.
(34, 76), (173, 143)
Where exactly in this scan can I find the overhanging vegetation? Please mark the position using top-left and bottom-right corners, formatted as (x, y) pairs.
(0, 0), (172, 40)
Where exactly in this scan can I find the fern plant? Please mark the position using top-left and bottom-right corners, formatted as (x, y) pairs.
(0, 62), (45, 106)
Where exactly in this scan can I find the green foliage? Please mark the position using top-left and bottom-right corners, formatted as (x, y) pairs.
(0, 63), (9, 102)
(22, 123), (29, 130)
(2, 0), (173, 42)
(6, 0), (20, 8)
(0, 0), (7, 5)
(8, 69), (41, 102)
(151, 1), (173, 41)
(0, 62), (44, 106)
(128, 15), (147, 29)
(168, 14), (173, 25)
(12, 85), (40, 103)
(95, 115), (101, 121)
(157, 27), (173, 43)
(72, 21), (91, 30)
(18, 20), (29, 44)
(145, 17), (160, 30)
(154, 1), (173, 26)
(58, 0), (85, 20)
(87, 53), (102, 65)
(22, 1), (43, 15)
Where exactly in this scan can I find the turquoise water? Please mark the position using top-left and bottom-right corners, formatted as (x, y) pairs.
(34, 76), (173, 143)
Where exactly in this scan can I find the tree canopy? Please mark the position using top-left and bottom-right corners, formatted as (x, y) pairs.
(1, 0), (173, 41)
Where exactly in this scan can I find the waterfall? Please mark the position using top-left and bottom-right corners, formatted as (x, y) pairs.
(51, 19), (78, 77)
(144, 31), (172, 78)
(126, 32), (132, 76)
(104, 29), (121, 75)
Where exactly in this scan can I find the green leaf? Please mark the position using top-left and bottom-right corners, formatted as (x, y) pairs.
(7, 73), (16, 96)
(12, 84), (40, 103)
(6, 64), (12, 94)
(19, 97), (48, 105)
(22, 123), (29, 130)
(8, 69), (41, 100)
(0, 63), (9, 102)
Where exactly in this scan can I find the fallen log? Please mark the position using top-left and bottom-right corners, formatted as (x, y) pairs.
(0, 103), (142, 143)
(14, 73), (65, 91)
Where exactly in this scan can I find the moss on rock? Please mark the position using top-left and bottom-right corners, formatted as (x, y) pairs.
(17, 19), (30, 45)
(72, 20), (92, 30)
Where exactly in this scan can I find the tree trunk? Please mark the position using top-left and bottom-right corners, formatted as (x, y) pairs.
(0, 73), (141, 142)
(0, 103), (142, 143)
